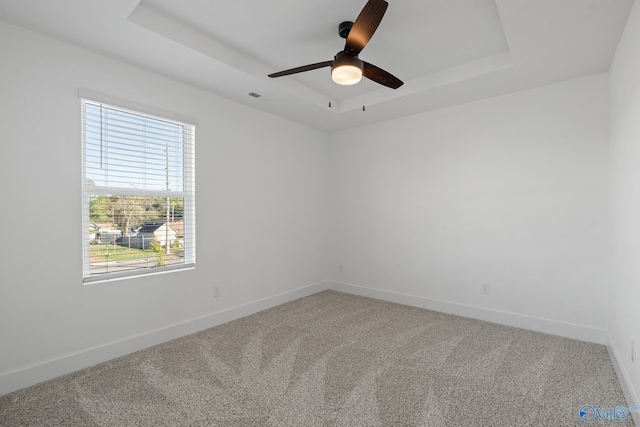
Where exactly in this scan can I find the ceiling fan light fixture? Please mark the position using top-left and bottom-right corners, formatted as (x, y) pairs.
(332, 65), (363, 85)
(331, 52), (363, 85)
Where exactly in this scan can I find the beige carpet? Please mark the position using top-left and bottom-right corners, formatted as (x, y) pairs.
(0, 291), (634, 426)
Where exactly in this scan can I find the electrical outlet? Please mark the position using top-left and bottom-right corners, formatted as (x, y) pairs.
(212, 285), (221, 298)
(338, 264), (344, 273)
(481, 282), (491, 295)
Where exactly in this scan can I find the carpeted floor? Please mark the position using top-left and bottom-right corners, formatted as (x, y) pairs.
(0, 291), (634, 426)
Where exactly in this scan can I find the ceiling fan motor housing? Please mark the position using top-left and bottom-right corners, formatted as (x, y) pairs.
(333, 51), (363, 72)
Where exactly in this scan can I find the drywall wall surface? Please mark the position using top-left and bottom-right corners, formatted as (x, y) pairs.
(329, 73), (609, 333)
(609, 0), (640, 405)
(0, 20), (329, 393)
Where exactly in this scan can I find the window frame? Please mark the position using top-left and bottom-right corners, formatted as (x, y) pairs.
(81, 97), (196, 284)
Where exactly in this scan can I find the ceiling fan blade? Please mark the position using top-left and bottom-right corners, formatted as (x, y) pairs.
(363, 62), (403, 89)
(268, 61), (332, 78)
(344, 0), (388, 56)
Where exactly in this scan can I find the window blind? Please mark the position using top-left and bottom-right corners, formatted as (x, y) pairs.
(81, 99), (195, 283)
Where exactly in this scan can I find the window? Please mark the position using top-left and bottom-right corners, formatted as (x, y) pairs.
(81, 99), (195, 283)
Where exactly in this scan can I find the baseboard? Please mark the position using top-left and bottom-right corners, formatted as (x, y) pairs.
(606, 332), (640, 424)
(0, 281), (330, 397)
(328, 281), (607, 344)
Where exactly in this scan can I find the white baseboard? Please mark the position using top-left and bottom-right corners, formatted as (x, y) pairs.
(606, 332), (640, 424)
(328, 280), (607, 344)
(0, 281), (330, 397)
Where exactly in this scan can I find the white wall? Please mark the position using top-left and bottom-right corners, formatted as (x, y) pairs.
(609, 0), (640, 406)
(328, 73), (610, 342)
(0, 20), (329, 395)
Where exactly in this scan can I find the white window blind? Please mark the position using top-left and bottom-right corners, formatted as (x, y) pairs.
(81, 99), (195, 283)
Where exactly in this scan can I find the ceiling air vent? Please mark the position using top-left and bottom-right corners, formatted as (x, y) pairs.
(248, 92), (261, 98)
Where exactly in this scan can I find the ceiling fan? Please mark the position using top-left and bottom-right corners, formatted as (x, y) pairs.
(268, 0), (403, 89)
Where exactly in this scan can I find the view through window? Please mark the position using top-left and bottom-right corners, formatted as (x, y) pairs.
(81, 100), (195, 283)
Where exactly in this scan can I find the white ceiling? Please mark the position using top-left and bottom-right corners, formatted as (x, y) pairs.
(0, 0), (633, 132)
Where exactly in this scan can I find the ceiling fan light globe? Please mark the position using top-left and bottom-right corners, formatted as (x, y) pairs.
(332, 65), (363, 85)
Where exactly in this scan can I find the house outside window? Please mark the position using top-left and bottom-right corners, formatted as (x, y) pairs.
(81, 99), (195, 283)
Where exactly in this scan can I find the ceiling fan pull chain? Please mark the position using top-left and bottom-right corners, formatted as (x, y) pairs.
(362, 79), (366, 112)
(329, 73), (333, 108)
